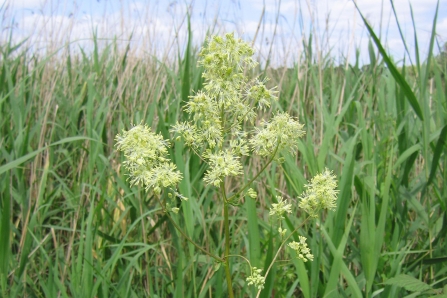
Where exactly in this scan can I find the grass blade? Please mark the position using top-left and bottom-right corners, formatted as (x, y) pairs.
(353, 2), (423, 121)
(427, 124), (447, 187)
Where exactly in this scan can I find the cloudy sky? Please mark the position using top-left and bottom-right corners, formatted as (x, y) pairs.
(2, 0), (446, 66)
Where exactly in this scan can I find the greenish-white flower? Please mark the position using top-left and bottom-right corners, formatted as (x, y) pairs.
(299, 168), (338, 217)
(199, 33), (256, 100)
(247, 79), (278, 111)
(174, 33), (280, 152)
(115, 124), (182, 192)
(143, 163), (183, 193)
(185, 91), (218, 121)
(203, 150), (243, 187)
(250, 112), (305, 158)
(229, 140), (248, 157)
(269, 195), (292, 219)
(288, 236), (314, 262)
(182, 91), (223, 148)
(246, 267), (265, 290)
(247, 188), (257, 199)
(171, 121), (200, 147)
(278, 227), (287, 237)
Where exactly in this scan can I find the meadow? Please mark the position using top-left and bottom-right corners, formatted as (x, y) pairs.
(0, 3), (446, 297)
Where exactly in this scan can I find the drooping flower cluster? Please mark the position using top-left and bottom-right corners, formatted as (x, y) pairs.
(248, 79), (278, 111)
(299, 168), (339, 217)
(183, 91), (223, 148)
(115, 124), (182, 194)
(246, 267), (265, 290)
(288, 236), (314, 262)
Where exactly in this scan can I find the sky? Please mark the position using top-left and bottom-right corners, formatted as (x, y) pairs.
(2, 0), (447, 66)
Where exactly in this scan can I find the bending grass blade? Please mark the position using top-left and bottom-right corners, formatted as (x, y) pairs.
(353, 2), (423, 121)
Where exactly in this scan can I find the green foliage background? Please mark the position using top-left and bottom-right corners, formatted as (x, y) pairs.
(1, 5), (447, 297)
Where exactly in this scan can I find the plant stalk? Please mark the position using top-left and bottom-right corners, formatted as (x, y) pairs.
(221, 182), (234, 298)
(223, 200), (234, 298)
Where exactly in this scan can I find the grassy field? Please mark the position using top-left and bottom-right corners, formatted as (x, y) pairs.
(1, 4), (447, 297)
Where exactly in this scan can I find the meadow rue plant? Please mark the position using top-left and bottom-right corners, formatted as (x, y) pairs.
(116, 33), (338, 297)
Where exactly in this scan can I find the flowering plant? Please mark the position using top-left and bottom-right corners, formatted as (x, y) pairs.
(116, 33), (338, 297)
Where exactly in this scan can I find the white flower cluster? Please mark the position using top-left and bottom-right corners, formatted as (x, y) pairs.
(288, 236), (314, 262)
(250, 112), (305, 158)
(202, 150), (243, 187)
(269, 195), (293, 220)
(171, 33), (306, 188)
(246, 267), (265, 290)
(115, 124), (182, 194)
(299, 168), (339, 217)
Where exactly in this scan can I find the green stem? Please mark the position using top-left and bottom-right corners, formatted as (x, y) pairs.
(139, 200), (151, 292)
(221, 183), (235, 298)
(218, 92), (234, 297)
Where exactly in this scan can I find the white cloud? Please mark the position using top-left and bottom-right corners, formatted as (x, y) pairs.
(1, 0), (445, 65)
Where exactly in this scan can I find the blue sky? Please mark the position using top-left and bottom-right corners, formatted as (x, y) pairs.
(2, 0), (446, 66)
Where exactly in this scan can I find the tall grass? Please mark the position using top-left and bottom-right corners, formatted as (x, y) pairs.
(1, 2), (446, 297)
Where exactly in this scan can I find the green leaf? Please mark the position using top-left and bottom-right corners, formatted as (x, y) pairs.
(0, 136), (93, 175)
(384, 274), (432, 293)
(421, 256), (447, 265)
